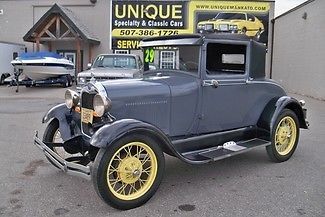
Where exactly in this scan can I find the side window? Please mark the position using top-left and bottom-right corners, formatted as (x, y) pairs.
(206, 43), (246, 75)
(160, 51), (175, 69)
(247, 14), (255, 21)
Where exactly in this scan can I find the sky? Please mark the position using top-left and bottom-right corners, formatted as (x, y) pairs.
(275, 0), (308, 16)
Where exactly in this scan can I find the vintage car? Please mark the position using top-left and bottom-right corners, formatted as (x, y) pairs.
(77, 54), (143, 91)
(34, 34), (308, 210)
(197, 12), (264, 38)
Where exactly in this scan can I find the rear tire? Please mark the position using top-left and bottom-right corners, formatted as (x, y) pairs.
(92, 134), (165, 210)
(266, 109), (300, 162)
(242, 27), (247, 34)
(255, 28), (262, 40)
(62, 76), (69, 88)
(67, 75), (72, 87)
(0, 75), (5, 85)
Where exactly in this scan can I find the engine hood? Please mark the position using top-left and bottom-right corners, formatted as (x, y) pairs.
(98, 74), (171, 132)
(101, 75), (171, 105)
(79, 67), (139, 78)
(94, 71), (200, 135)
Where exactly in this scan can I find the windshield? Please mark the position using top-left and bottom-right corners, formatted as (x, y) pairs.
(93, 55), (137, 69)
(215, 13), (246, 20)
(143, 45), (200, 75)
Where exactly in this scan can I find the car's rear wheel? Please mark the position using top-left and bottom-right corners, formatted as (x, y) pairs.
(255, 28), (262, 40)
(0, 75), (5, 85)
(61, 76), (70, 88)
(266, 109), (299, 162)
(92, 134), (165, 210)
(242, 27), (247, 34)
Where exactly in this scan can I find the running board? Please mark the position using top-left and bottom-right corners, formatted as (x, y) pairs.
(181, 138), (270, 163)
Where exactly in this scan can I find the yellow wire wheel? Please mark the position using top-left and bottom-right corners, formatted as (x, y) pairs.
(92, 134), (165, 210)
(107, 142), (158, 201)
(274, 116), (297, 156)
(267, 109), (299, 162)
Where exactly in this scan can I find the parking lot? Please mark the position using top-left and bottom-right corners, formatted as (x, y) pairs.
(0, 85), (324, 217)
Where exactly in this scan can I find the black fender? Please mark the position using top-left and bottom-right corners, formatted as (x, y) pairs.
(258, 96), (308, 138)
(89, 119), (186, 161)
(42, 103), (81, 141)
(271, 96), (308, 130)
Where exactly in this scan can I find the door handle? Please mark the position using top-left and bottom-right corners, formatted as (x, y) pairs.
(202, 79), (219, 88)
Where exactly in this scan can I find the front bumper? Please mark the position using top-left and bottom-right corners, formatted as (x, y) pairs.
(33, 131), (91, 180)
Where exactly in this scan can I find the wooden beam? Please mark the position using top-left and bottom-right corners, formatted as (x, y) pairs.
(56, 16), (60, 38)
(60, 17), (78, 37)
(40, 37), (76, 41)
(88, 44), (92, 64)
(45, 30), (56, 39)
(59, 29), (71, 39)
(38, 16), (57, 38)
(76, 39), (82, 74)
(36, 38), (40, 52)
(48, 42), (52, 52)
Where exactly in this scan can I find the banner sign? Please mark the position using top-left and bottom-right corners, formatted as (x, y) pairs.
(112, 0), (271, 50)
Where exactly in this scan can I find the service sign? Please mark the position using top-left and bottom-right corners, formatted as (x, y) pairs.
(112, 0), (271, 50)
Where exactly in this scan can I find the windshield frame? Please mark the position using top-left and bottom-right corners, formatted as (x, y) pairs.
(142, 45), (202, 78)
(215, 12), (247, 20)
(92, 55), (138, 69)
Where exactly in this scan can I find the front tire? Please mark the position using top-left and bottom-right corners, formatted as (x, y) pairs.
(92, 134), (165, 210)
(43, 119), (81, 168)
(266, 109), (300, 162)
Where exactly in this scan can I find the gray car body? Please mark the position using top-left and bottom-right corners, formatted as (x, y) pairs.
(43, 34), (308, 164)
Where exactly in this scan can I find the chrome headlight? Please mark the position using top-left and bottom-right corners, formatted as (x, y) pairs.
(78, 77), (86, 84)
(93, 94), (112, 117)
(229, 25), (238, 30)
(65, 89), (80, 109)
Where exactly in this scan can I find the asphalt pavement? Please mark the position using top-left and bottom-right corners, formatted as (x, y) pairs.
(0, 85), (324, 217)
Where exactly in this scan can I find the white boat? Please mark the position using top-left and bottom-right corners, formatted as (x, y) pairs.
(11, 52), (75, 81)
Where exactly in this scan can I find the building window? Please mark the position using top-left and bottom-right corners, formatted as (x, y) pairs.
(160, 51), (175, 69)
(114, 50), (129, 54)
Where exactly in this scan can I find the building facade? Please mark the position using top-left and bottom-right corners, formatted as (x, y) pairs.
(0, 0), (274, 74)
(272, 0), (325, 100)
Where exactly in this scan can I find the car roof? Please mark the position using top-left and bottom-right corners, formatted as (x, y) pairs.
(139, 33), (252, 47)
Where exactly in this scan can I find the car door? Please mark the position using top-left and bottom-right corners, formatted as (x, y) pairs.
(198, 41), (256, 134)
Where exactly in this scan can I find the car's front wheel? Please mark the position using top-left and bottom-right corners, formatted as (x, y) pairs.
(92, 134), (165, 210)
(266, 109), (300, 162)
(43, 119), (82, 168)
